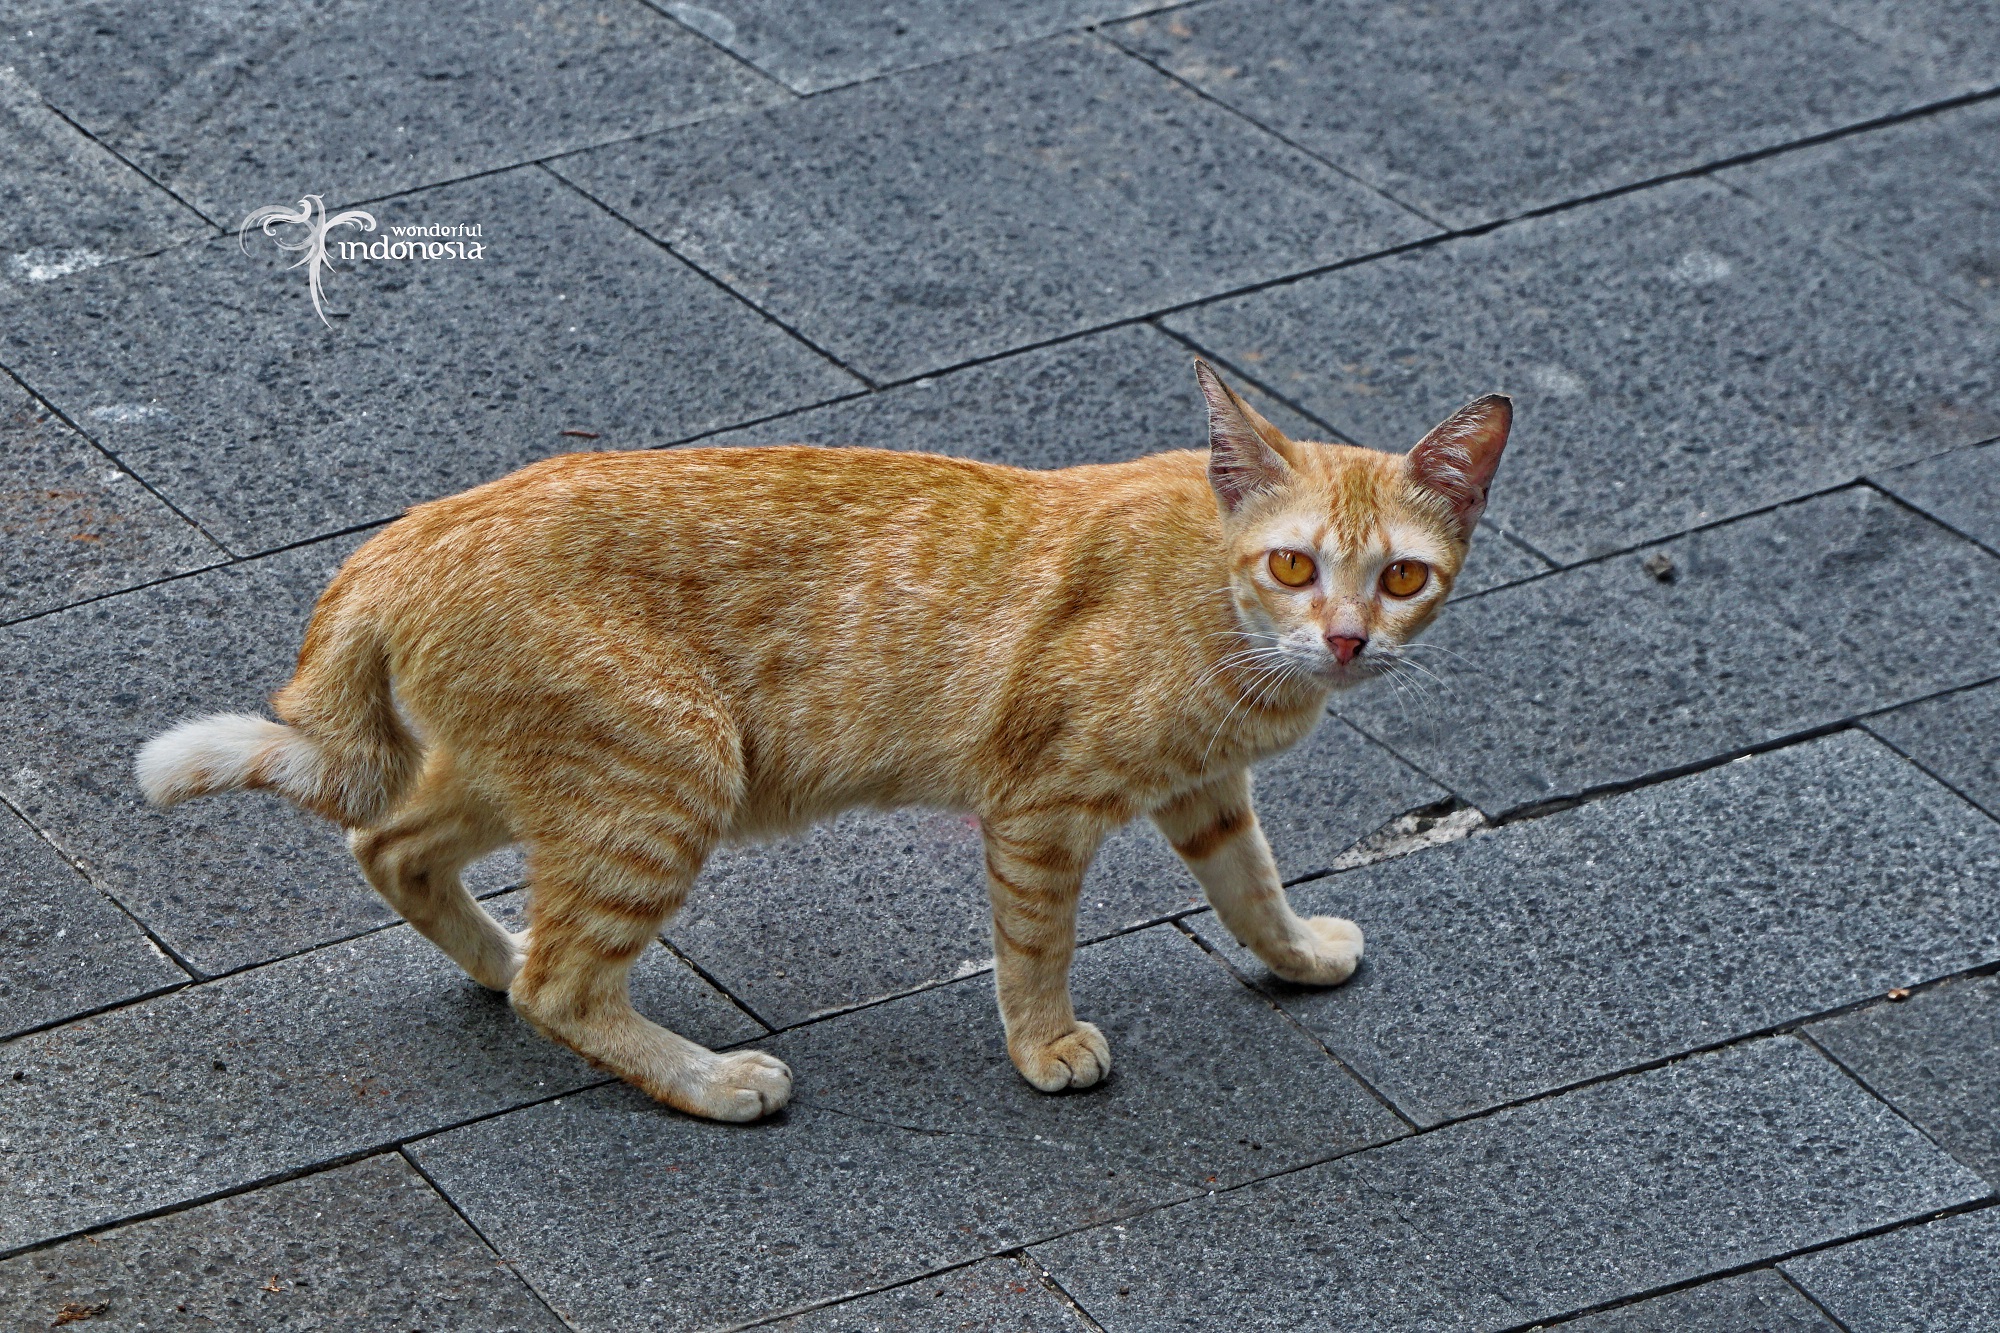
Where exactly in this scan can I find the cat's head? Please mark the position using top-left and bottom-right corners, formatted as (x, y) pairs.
(1195, 360), (1511, 689)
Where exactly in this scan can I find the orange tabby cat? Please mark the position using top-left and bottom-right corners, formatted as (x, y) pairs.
(136, 363), (1509, 1122)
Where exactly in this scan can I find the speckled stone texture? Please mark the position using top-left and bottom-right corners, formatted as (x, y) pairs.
(1109, 0), (1978, 228)
(1033, 1039), (1986, 1332)
(1193, 731), (2000, 1123)
(0, 168), (857, 554)
(1167, 180), (2000, 563)
(1558, 1270), (1838, 1333)
(1808, 975), (2000, 1187)
(753, 1259), (1092, 1331)
(1332, 489), (2000, 815)
(553, 34), (1430, 383)
(0, 0), (785, 223)
(669, 715), (1441, 1026)
(0, 920), (754, 1253)
(1873, 440), (2000, 555)
(1784, 1208), (2000, 1333)
(411, 926), (1405, 1331)
(0, 802), (183, 1040)
(1722, 101), (2000, 320)
(0, 378), (221, 623)
(1865, 682), (2000, 818)
(0, 1154), (563, 1333)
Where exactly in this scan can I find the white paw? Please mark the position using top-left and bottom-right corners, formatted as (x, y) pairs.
(1011, 1021), (1112, 1092)
(1265, 916), (1364, 986)
(675, 1050), (793, 1123)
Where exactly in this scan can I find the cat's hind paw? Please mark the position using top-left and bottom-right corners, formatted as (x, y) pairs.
(1264, 915), (1364, 987)
(1011, 1021), (1112, 1092)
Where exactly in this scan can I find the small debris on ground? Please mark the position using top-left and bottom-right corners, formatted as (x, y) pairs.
(559, 428), (600, 439)
(52, 1301), (108, 1326)
(1886, 987), (1911, 1001)
(1332, 804), (1489, 872)
(1641, 552), (1678, 583)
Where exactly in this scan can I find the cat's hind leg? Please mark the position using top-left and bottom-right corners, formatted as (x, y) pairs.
(499, 683), (789, 1122)
(349, 749), (523, 991)
(1152, 769), (1363, 985)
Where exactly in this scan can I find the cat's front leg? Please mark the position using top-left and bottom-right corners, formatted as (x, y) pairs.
(980, 811), (1111, 1092)
(1153, 771), (1363, 986)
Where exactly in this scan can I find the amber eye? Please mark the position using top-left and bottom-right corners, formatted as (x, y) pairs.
(1268, 549), (1317, 588)
(1380, 559), (1430, 598)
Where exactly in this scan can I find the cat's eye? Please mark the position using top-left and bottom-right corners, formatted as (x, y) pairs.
(1268, 550), (1317, 588)
(1380, 560), (1430, 598)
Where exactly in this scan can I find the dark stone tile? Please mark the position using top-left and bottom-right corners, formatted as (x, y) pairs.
(1874, 440), (2000, 553)
(0, 920), (754, 1253)
(1560, 1270), (1837, 1333)
(0, 0), (784, 224)
(553, 35), (1429, 383)
(1802, 0), (2000, 89)
(1194, 732), (2000, 1124)
(658, 0), (1170, 94)
(1784, 1208), (2000, 1333)
(1330, 489), (2000, 816)
(699, 323), (1324, 466)
(0, 167), (859, 554)
(1807, 975), (2000, 1187)
(0, 538), (393, 975)
(0, 1154), (563, 1331)
(1454, 527), (1550, 598)
(1033, 1038), (1987, 1332)
(0, 66), (207, 288)
(1721, 101), (2000, 321)
(0, 377), (221, 624)
(1865, 682), (2000, 819)
(756, 1259), (1089, 1332)
(1109, 0), (1972, 230)
(0, 803), (184, 1041)
(1166, 180), (2000, 563)
(669, 717), (1441, 1027)
(412, 927), (1404, 1331)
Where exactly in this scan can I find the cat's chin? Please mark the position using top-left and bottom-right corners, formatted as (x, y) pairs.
(1317, 660), (1385, 690)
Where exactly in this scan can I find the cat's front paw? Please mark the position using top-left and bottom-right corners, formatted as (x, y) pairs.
(1264, 916), (1364, 986)
(671, 1050), (793, 1123)
(1010, 1021), (1112, 1092)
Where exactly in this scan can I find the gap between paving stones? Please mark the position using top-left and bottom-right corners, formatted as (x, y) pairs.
(393, 1143), (582, 1333)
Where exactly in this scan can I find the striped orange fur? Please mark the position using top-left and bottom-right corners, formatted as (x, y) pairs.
(135, 362), (1510, 1121)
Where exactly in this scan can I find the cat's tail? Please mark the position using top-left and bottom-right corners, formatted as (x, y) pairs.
(135, 596), (421, 828)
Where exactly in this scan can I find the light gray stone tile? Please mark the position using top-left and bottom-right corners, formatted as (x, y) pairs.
(1784, 1208), (2000, 1333)
(1559, 1270), (1838, 1333)
(1873, 440), (2000, 554)
(753, 1258), (1091, 1332)
(1865, 681), (2000, 819)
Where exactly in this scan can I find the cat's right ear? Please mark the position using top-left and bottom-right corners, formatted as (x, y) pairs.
(1195, 359), (1293, 513)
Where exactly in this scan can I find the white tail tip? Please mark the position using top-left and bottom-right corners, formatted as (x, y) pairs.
(135, 713), (299, 807)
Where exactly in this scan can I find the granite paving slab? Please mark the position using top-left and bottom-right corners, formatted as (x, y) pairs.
(1331, 488), (2000, 816)
(412, 926), (1404, 1331)
(0, 66), (208, 291)
(0, 536), (396, 976)
(0, 377), (222, 624)
(751, 1258), (1090, 1332)
(1783, 1208), (2000, 1333)
(0, 166), (859, 554)
(553, 34), (1430, 384)
(1873, 439), (2000, 553)
(0, 0), (785, 225)
(1865, 682), (2000, 818)
(1108, 0), (1976, 230)
(696, 322), (1548, 597)
(1557, 1270), (1837, 1333)
(1807, 975), (2000, 1187)
(0, 919), (754, 1255)
(0, 802), (183, 1041)
(1166, 179), (2000, 563)
(1802, 0), (2000, 89)
(667, 716), (1442, 1026)
(0, 1154), (564, 1332)
(1033, 1038), (1988, 1332)
(1720, 102), (2000, 321)
(1193, 731), (2000, 1124)
(658, 0), (1169, 94)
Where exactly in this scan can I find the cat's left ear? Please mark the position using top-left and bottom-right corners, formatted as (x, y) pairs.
(1195, 359), (1297, 513)
(1406, 394), (1512, 536)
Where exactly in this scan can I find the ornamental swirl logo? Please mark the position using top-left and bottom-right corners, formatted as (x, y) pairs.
(238, 195), (377, 328)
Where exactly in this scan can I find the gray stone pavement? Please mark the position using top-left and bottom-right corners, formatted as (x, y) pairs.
(0, 1), (1994, 1329)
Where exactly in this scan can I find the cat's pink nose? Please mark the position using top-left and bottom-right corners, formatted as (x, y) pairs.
(1326, 634), (1367, 664)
